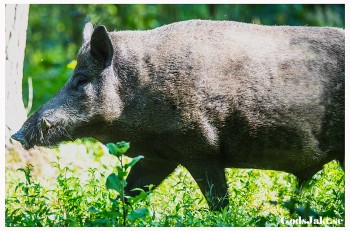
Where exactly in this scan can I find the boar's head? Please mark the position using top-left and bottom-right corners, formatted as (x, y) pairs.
(12, 23), (122, 149)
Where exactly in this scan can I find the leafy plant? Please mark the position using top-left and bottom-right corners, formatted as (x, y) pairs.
(103, 141), (148, 226)
(5, 140), (345, 227)
(5, 164), (52, 226)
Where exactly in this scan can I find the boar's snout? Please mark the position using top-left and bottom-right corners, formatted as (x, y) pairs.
(11, 129), (32, 149)
(11, 110), (70, 150)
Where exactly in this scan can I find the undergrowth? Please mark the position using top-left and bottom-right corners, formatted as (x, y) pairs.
(5, 140), (345, 227)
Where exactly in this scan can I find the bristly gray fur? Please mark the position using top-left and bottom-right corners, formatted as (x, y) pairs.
(12, 20), (344, 210)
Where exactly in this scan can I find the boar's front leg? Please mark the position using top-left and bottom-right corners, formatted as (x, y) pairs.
(125, 158), (178, 197)
(185, 162), (229, 211)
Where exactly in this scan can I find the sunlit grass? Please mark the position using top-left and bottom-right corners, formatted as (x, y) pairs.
(5, 139), (345, 227)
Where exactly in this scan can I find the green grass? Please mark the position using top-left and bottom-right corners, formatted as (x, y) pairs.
(5, 139), (345, 227)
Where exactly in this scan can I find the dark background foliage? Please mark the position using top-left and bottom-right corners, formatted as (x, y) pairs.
(23, 4), (344, 114)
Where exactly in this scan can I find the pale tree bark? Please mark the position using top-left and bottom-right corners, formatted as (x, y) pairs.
(5, 4), (29, 147)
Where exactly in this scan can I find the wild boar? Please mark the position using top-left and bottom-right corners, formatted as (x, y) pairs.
(12, 20), (344, 210)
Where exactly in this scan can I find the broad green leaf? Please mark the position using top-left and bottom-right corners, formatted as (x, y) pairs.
(106, 143), (118, 156)
(106, 173), (123, 194)
(106, 142), (130, 157)
(115, 141), (130, 155)
(126, 155), (144, 169)
(127, 208), (149, 221)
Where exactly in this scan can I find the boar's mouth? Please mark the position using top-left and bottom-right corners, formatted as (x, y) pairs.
(11, 120), (74, 150)
(11, 131), (33, 149)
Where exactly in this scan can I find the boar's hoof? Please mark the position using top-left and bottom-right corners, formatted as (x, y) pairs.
(41, 118), (52, 132)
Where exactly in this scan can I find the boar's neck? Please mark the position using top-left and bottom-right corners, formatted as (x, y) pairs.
(110, 31), (184, 136)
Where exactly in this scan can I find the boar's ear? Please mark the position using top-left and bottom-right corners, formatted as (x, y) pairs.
(90, 25), (114, 67)
(83, 22), (94, 44)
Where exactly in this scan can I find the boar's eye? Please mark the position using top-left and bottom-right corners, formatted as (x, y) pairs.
(75, 75), (89, 88)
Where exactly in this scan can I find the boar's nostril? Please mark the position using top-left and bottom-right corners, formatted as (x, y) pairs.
(41, 118), (52, 132)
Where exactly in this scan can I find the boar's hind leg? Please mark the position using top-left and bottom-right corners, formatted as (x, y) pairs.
(186, 163), (229, 211)
(125, 158), (178, 197)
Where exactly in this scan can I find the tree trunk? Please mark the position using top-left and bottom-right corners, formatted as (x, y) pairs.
(5, 4), (29, 147)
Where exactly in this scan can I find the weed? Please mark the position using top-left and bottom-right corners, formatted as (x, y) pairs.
(102, 141), (149, 226)
(5, 141), (345, 227)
